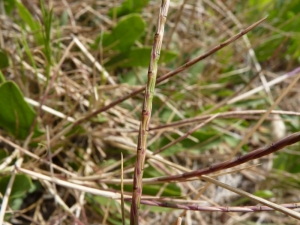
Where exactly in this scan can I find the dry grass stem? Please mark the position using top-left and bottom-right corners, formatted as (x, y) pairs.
(130, 2), (170, 223)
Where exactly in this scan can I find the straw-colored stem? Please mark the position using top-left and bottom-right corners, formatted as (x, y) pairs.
(130, 1), (170, 224)
(149, 109), (300, 131)
(139, 199), (300, 212)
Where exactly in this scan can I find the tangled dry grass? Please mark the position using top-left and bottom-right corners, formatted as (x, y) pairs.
(0, 0), (300, 224)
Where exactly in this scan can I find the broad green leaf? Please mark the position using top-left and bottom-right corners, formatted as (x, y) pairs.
(105, 47), (177, 67)
(10, 198), (24, 211)
(0, 70), (6, 84)
(0, 81), (36, 139)
(0, 174), (32, 199)
(93, 14), (145, 52)
(109, 0), (149, 18)
(0, 49), (10, 69)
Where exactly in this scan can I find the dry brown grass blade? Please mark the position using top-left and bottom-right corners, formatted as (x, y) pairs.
(0, 135), (76, 176)
(0, 170), (16, 224)
(2, 1), (300, 224)
(140, 199), (300, 213)
(149, 110), (300, 131)
(121, 153), (125, 225)
(15, 167), (124, 199)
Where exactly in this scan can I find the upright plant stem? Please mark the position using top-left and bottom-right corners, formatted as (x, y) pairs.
(130, 1), (170, 224)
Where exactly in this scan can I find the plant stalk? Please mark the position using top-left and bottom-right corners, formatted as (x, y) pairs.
(139, 199), (300, 212)
(130, 1), (170, 224)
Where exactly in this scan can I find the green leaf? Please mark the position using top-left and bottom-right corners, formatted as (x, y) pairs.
(150, 206), (173, 212)
(223, 135), (240, 148)
(249, 1), (300, 62)
(0, 49), (10, 69)
(93, 14), (145, 52)
(122, 183), (181, 197)
(249, 0), (272, 8)
(39, 2), (54, 79)
(181, 130), (220, 149)
(119, 70), (138, 85)
(40, 1), (53, 67)
(0, 81), (36, 139)
(15, 1), (43, 45)
(254, 190), (274, 198)
(273, 150), (300, 173)
(109, 0), (149, 18)
(105, 47), (177, 67)
(86, 195), (128, 225)
(0, 149), (8, 161)
(0, 174), (32, 199)
(3, 0), (15, 15)
(60, 10), (69, 26)
(10, 198), (24, 210)
(0, 70), (6, 84)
